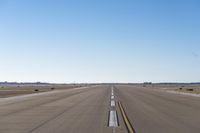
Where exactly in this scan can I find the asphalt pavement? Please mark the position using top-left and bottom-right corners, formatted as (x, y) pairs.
(0, 85), (199, 133)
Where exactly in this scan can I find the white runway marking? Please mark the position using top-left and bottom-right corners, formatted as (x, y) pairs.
(111, 87), (114, 95)
(111, 100), (116, 107)
(111, 95), (114, 99)
(109, 110), (119, 127)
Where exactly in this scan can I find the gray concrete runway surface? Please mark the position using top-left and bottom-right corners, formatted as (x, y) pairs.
(0, 85), (199, 133)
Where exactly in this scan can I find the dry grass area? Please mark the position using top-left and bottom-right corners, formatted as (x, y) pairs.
(144, 84), (200, 94)
(174, 87), (200, 94)
(0, 84), (85, 98)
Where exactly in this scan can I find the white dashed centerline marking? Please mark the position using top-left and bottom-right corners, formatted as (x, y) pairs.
(109, 110), (119, 127)
(111, 88), (114, 95)
(111, 95), (114, 99)
(108, 86), (119, 130)
(111, 100), (116, 107)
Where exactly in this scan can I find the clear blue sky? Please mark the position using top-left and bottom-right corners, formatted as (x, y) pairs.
(0, 0), (200, 83)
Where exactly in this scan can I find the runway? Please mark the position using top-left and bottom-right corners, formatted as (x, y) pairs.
(0, 85), (199, 133)
(115, 85), (200, 133)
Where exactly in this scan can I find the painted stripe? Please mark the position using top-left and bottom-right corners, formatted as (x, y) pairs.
(111, 95), (114, 99)
(111, 100), (115, 107)
(111, 87), (114, 93)
(109, 110), (119, 127)
(118, 101), (135, 133)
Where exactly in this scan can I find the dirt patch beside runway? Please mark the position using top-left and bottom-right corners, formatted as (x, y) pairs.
(0, 84), (86, 98)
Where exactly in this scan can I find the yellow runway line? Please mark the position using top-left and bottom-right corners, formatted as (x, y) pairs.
(118, 101), (135, 133)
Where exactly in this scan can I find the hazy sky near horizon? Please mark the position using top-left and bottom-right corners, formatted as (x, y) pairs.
(0, 0), (200, 83)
